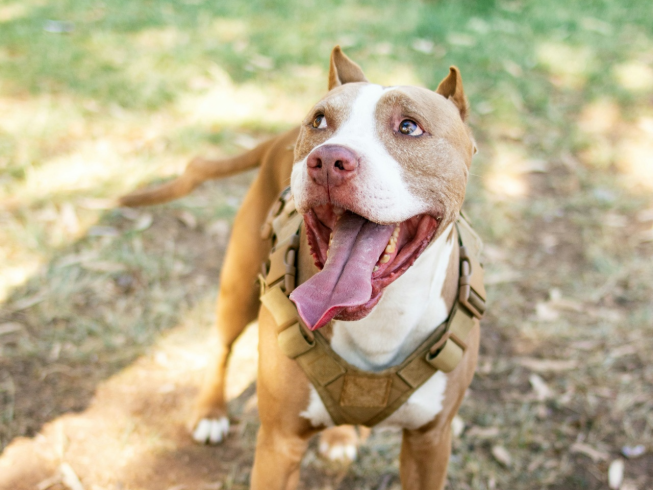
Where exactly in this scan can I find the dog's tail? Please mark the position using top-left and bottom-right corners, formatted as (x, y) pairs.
(118, 139), (272, 207)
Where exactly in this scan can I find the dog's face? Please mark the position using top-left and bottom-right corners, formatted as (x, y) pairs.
(289, 47), (476, 331)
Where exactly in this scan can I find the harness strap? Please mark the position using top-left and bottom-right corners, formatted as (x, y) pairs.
(259, 190), (486, 427)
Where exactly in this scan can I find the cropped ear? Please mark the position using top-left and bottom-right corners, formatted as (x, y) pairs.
(436, 66), (469, 121)
(328, 45), (368, 91)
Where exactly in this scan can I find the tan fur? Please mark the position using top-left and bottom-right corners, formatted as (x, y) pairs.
(373, 85), (472, 226)
(293, 83), (362, 164)
(328, 45), (368, 91)
(435, 66), (469, 122)
(119, 131), (295, 207)
(120, 47), (479, 490)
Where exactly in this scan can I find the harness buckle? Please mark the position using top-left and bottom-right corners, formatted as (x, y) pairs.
(458, 245), (487, 319)
(264, 233), (300, 295)
(426, 331), (466, 373)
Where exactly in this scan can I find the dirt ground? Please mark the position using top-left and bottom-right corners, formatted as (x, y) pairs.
(1, 161), (652, 490)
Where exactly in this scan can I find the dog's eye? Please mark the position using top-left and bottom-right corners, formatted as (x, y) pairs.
(312, 114), (327, 129)
(398, 119), (423, 136)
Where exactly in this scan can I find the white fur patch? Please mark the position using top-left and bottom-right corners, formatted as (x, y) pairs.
(300, 224), (455, 429)
(301, 386), (335, 427)
(291, 84), (428, 224)
(192, 416), (230, 445)
(319, 440), (358, 462)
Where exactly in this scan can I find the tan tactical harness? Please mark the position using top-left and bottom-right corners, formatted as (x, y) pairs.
(259, 189), (486, 427)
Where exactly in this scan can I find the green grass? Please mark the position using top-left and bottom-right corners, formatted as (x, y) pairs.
(1, 0), (652, 488)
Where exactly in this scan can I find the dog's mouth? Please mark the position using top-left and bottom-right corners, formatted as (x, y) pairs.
(289, 204), (440, 330)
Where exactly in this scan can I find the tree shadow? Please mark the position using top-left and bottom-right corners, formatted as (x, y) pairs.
(0, 171), (259, 451)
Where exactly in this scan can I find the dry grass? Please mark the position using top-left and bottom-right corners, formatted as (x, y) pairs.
(1, 0), (652, 489)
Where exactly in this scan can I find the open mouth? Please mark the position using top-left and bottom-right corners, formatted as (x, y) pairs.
(289, 204), (440, 330)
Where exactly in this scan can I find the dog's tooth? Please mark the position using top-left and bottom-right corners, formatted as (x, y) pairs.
(373, 266), (379, 273)
(385, 243), (396, 254)
(379, 254), (391, 264)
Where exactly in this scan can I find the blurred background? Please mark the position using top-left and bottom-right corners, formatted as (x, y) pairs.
(0, 0), (651, 489)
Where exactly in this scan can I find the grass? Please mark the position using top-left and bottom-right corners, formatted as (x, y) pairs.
(0, 0), (652, 488)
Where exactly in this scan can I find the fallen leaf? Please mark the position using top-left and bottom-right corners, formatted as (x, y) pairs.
(60, 462), (85, 490)
(621, 444), (646, 459)
(484, 270), (522, 285)
(571, 442), (610, 462)
(608, 459), (624, 489)
(491, 445), (512, 467)
(636, 208), (653, 222)
(527, 454), (546, 472)
(610, 345), (638, 358)
(10, 292), (46, 311)
(76, 198), (117, 210)
(518, 358), (578, 372)
(535, 302), (559, 321)
(176, 210), (197, 229)
(88, 226), (119, 237)
(207, 219), (230, 237)
(82, 261), (127, 273)
(133, 213), (153, 231)
(451, 416), (465, 437)
(60, 203), (80, 234)
(466, 426), (500, 439)
(56, 251), (100, 268)
(0, 322), (24, 336)
(37, 474), (61, 490)
(529, 374), (553, 401)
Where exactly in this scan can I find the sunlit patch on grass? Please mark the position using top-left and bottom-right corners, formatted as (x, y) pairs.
(0, 263), (42, 303)
(0, 3), (28, 22)
(616, 117), (653, 190)
(613, 60), (653, 93)
(367, 61), (424, 87)
(483, 143), (533, 199)
(536, 42), (596, 89)
(177, 65), (311, 126)
(577, 98), (621, 136)
(133, 26), (189, 50)
(210, 17), (249, 44)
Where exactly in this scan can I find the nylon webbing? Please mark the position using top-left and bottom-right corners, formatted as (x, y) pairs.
(259, 190), (486, 427)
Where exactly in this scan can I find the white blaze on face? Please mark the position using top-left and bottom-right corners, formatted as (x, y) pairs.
(290, 84), (428, 224)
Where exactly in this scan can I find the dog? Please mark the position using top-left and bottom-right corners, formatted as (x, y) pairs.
(120, 46), (483, 490)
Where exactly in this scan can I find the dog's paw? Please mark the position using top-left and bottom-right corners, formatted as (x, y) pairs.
(318, 426), (363, 463)
(192, 416), (230, 445)
(319, 439), (358, 462)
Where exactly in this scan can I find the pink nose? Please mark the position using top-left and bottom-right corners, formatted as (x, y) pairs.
(307, 145), (359, 188)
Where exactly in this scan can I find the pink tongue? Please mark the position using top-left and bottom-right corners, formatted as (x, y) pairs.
(290, 212), (394, 330)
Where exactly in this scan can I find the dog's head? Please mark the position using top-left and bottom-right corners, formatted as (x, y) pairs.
(289, 46), (477, 331)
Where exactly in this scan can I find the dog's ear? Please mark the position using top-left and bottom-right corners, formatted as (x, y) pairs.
(328, 45), (368, 90)
(436, 66), (469, 121)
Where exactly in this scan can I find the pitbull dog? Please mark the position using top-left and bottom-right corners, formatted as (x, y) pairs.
(120, 46), (479, 490)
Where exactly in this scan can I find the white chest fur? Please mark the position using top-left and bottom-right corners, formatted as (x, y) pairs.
(300, 223), (455, 430)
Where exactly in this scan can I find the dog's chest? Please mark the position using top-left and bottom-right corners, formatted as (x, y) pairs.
(301, 224), (455, 430)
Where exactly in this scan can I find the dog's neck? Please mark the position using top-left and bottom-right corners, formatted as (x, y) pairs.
(329, 222), (457, 371)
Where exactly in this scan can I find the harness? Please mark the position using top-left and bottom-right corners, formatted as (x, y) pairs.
(259, 188), (486, 427)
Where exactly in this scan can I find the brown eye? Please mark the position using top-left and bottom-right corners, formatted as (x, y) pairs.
(312, 114), (327, 129)
(399, 119), (423, 136)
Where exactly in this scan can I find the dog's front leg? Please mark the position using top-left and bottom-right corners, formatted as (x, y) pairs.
(251, 306), (317, 489)
(191, 176), (274, 443)
(399, 421), (452, 490)
(250, 424), (310, 490)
